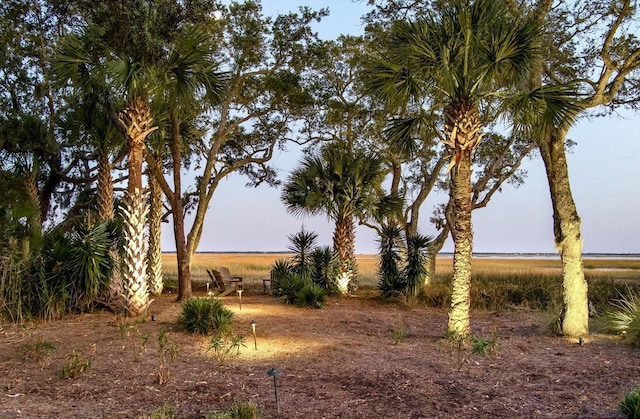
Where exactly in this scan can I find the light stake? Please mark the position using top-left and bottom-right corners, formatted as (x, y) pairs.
(250, 319), (257, 350)
(267, 367), (281, 412)
(237, 289), (243, 310)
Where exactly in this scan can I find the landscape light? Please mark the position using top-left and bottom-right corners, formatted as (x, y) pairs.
(250, 319), (257, 350)
(267, 367), (282, 412)
(237, 289), (243, 310)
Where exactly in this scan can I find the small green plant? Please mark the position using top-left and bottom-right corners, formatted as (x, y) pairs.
(604, 291), (640, 347)
(206, 401), (261, 419)
(472, 334), (500, 356)
(139, 401), (176, 419)
(206, 331), (246, 366)
(390, 323), (408, 345)
(294, 284), (327, 309)
(157, 328), (179, 385)
(23, 336), (56, 367)
(619, 386), (640, 419)
(115, 317), (148, 361)
(62, 346), (94, 379)
(444, 330), (469, 371)
(179, 297), (234, 335)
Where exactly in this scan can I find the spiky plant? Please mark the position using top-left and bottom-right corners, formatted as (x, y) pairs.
(287, 229), (317, 283)
(311, 246), (339, 292)
(121, 189), (150, 316)
(604, 291), (640, 347)
(403, 233), (431, 297)
(378, 225), (404, 298)
(179, 297), (234, 335)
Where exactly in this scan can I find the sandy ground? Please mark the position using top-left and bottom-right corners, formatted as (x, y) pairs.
(1, 286), (639, 418)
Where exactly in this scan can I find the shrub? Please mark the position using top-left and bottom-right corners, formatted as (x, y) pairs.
(472, 334), (500, 356)
(295, 284), (327, 309)
(206, 332), (246, 366)
(310, 246), (340, 292)
(62, 347), (93, 379)
(272, 271), (305, 305)
(206, 401), (261, 419)
(603, 291), (640, 347)
(178, 297), (234, 335)
(619, 386), (640, 419)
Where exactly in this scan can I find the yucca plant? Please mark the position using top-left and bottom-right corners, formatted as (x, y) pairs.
(603, 291), (640, 347)
(403, 233), (431, 297)
(620, 386), (640, 419)
(287, 230), (317, 283)
(377, 225), (404, 298)
(295, 284), (327, 309)
(178, 297), (234, 335)
(311, 246), (339, 292)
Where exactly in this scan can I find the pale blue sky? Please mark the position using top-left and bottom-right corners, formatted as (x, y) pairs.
(161, 1), (640, 254)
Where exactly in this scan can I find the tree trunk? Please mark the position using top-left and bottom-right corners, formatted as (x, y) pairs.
(147, 168), (164, 296)
(424, 225), (450, 287)
(333, 214), (356, 271)
(538, 130), (588, 337)
(447, 149), (473, 337)
(168, 110), (193, 301)
(121, 188), (150, 316)
(96, 153), (115, 221)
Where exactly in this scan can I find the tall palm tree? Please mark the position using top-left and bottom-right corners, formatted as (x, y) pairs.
(282, 142), (397, 295)
(365, 0), (542, 336)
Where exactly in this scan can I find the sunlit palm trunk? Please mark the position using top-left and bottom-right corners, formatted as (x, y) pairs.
(334, 214), (356, 295)
(119, 98), (157, 315)
(121, 188), (150, 315)
(448, 149), (473, 336)
(444, 102), (482, 337)
(147, 169), (164, 296)
(538, 130), (588, 337)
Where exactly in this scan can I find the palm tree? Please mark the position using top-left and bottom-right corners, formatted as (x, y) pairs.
(282, 142), (396, 295)
(365, 0), (542, 336)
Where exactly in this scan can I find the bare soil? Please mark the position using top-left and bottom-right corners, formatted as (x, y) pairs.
(1, 285), (639, 419)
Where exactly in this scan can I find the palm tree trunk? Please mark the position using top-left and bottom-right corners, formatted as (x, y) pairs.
(538, 130), (588, 337)
(448, 149), (473, 337)
(333, 214), (356, 295)
(96, 153), (115, 221)
(147, 167), (164, 296)
(334, 214), (356, 270)
(121, 188), (150, 316)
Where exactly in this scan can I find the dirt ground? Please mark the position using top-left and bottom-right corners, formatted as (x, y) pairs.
(1, 283), (639, 419)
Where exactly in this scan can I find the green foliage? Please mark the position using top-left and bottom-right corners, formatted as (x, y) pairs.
(273, 273), (305, 305)
(157, 328), (179, 385)
(23, 336), (56, 367)
(206, 402), (261, 419)
(603, 291), (640, 347)
(377, 227), (430, 298)
(390, 322), (408, 345)
(620, 387), (640, 419)
(178, 297), (234, 335)
(62, 347), (93, 379)
(295, 284), (327, 309)
(287, 230), (317, 282)
(377, 225), (404, 298)
(140, 401), (175, 419)
(0, 219), (117, 323)
(310, 246), (340, 291)
(206, 332), (246, 366)
(472, 334), (500, 356)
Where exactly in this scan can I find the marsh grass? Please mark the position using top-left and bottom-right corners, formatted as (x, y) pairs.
(164, 254), (640, 311)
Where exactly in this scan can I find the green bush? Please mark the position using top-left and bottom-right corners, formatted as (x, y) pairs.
(295, 284), (327, 309)
(272, 270), (305, 305)
(603, 291), (640, 347)
(178, 297), (234, 335)
(619, 387), (640, 419)
(206, 401), (261, 419)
